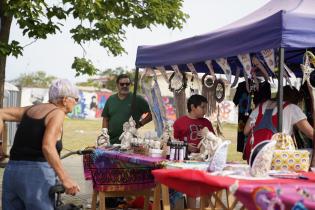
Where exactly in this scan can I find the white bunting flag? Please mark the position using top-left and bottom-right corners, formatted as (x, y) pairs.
(237, 54), (252, 78)
(261, 49), (275, 72)
(215, 58), (232, 83)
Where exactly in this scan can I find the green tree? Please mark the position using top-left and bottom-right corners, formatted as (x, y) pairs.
(10, 71), (57, 88)
(0, 0), (188, 107)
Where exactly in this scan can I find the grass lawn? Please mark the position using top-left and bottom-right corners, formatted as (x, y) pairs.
(62, 118), (244, 162)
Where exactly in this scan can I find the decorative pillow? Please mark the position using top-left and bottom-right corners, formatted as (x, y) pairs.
(207, 140), (230, 172)
(250, 140), (276, 177)
(271, 150), (311, 172)
(271, 133), (295, 150)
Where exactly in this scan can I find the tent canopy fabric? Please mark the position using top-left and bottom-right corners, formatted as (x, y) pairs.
(135, 0), (315, 74)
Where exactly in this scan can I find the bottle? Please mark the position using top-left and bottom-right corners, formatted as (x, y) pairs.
(183, 137), (189, 160)
(166, 137), (171, 159)
(169, 142), (175, 161)
(174, 143), (178, 161)
(179, 143), (184, 161)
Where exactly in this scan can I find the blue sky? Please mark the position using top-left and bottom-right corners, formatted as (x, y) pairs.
(6, 0), (269, 82)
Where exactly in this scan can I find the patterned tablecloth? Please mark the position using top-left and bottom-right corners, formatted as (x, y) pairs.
(152, 168), (315, 210)
(83, 148), (166, 192)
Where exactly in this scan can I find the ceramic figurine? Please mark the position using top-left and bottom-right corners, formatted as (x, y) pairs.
(96, 128), (110, 147)
(190, 127), (223, 161)
(119, 117), (138, 149)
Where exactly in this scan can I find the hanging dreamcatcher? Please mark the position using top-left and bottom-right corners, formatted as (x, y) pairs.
(170, 65), (187, 118)
(203, 60), (218, 116)
(203, 60), (225, 136)
(214, 79), (225, 103)
(169, 65), (187, 93)
(187, 63), (201, 95)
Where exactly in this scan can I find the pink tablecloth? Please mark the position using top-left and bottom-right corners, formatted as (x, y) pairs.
(83, 148), (165, 192)
(152, 169), (315, 210)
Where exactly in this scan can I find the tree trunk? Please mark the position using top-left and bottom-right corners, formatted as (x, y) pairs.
(0, 0), (13, 108)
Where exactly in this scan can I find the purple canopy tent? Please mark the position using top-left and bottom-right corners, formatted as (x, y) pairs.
(134, 0), (315, 132)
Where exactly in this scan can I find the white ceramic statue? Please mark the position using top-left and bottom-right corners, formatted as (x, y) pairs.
(96, 128), (110, 147)
(119, 117), (138, 149)
(190, 127), (223, 161)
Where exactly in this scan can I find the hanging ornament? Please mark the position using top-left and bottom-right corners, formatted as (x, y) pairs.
(203, 60), (217, 89)
(170, 65), (187, 118)
(187, 63), (201, 95)
(202, 60), (217, 117)
(141, 68), (166, 137)
(169, 65), (187, 93)
(214, 79), (225, 103)
(301, 51), (315, 86)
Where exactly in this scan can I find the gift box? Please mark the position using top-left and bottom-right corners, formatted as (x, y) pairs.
(271, 150), (310, 172)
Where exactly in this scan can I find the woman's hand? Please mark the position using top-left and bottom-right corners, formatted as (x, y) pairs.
(62, 178), (80, 196)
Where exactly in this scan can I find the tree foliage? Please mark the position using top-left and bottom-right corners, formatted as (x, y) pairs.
(10, 71), (57, 88)
(1, 0), (187, 75)
(75, 66), (136, 91)
(99, 66), (135, 91)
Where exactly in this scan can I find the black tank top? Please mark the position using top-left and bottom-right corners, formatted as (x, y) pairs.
(10, 106), (63, 162)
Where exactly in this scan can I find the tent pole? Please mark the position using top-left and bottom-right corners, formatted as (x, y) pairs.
(277, 48), (284, 132)
(133, 67), (139, 95)
(131, 67), (139, 121)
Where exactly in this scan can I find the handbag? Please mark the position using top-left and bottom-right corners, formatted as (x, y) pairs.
(270, 133), (311, 172)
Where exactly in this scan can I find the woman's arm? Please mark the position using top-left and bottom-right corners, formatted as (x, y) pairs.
(0, 107), (27, 136)
(295, 119), (313, 140)
(244, 117), (254, 136)
(42, 110), (79, 195)
(0, 107), (27, 122)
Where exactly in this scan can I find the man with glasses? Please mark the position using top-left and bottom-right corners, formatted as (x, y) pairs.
(101, 74), (152, 145)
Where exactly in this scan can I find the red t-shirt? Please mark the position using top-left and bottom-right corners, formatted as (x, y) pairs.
(173, 116), (215, 145)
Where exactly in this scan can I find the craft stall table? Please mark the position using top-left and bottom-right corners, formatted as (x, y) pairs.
(152, 168), (315, 210)
(83, 148), (166, 210)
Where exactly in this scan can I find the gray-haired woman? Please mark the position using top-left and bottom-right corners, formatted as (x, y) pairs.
(0, 79), (80, 210)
